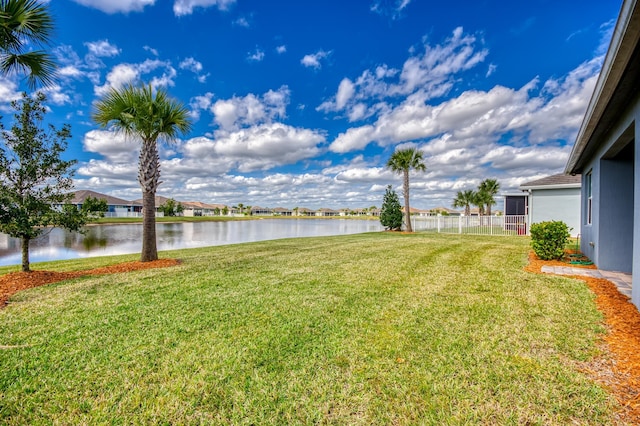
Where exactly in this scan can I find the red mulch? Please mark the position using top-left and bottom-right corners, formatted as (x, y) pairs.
(0, 258), (180, 307)
(526, 251), (640, 424)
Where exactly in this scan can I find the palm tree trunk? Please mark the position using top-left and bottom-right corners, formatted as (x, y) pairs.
(21, 237), (30, 272)
(403, 170), (412, 232)
(141, 190), (158, 262)
(138, 140), (160, 262)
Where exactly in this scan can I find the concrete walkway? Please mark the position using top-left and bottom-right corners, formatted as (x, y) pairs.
(541, 265), (633, 298)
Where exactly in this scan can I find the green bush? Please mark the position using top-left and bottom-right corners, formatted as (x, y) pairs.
(529, 221), (571, 260)
(380, 185), (403, 231)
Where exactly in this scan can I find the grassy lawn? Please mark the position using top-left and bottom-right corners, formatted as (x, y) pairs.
(0, 233), (614, 424)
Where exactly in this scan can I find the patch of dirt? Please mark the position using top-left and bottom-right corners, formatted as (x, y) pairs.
(0, 258), (180, 307)
(526, 251), (640, 424)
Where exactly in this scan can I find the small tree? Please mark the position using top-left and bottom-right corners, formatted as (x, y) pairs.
(380, 185), (403, 231)
(159, 198), (181, 217)
(82, 196), (108, 218)
(0, 93), (89, 272)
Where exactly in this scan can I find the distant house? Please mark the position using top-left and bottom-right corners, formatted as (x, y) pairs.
(519, 174), (581, 237)
(250, 206), (272, 216)
(272, 207), (293, 216)
(565, 0), (639, 306)
(296, 207), (315, 216)
(316, 208), (340, 217)
(70, 190), (142, 217)
(182, 201), (226, 216)
(427, 207), (462, 216)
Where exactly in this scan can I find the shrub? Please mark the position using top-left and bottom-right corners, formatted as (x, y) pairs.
(530, 221), (571, 260)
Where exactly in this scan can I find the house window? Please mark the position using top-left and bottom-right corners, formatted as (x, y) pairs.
(586, 171), (592, 225)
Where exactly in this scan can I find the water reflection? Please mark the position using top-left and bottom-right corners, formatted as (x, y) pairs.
(0, 219), (382, 266)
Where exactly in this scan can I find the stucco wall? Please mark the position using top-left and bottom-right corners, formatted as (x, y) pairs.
(528, 188), (580, 237)
(578, 91), (639, 307)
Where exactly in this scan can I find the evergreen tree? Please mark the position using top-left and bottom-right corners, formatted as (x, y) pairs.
(0, 93), (87, 272)
(380, 185), (403, 231)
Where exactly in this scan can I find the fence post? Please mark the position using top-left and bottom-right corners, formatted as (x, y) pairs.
(458, 216), (462, 234)
(437, 215), (441, 233)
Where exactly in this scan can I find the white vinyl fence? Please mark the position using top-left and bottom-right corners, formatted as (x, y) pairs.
(410, 215), (529, 236)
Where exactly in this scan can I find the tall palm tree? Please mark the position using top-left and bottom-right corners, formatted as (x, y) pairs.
(93, 84), (191, 262)
(478, 178), (500, 216)
(386, 147), (427, 232)
(0, 0), (56, 88)
(452, 189), (476, 217)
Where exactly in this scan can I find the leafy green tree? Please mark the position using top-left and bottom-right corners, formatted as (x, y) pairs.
(159, 198), (181, 217)
(452, 189), (476, 216)
(81, 195), (108, 218)
(380, 185), (403, 231)
(0, 93), (87, 271)
(92, 84), (191, 262)
(0, 0), (56, 88)
(222, 206), (228, 216)
(386, 147), (426, 232)
(478, 178), (500, 216)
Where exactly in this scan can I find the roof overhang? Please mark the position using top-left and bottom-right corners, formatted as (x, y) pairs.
(565, 0), (640, 174)
(519, 183), (581, 191)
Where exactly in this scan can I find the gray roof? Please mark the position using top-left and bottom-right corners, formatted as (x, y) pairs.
(520, 174), (581, 189)
(71, 190), (141, 206)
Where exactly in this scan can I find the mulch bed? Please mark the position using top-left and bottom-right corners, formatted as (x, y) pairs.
(0, 258), (180, 307)
(526, 251), (640, 424)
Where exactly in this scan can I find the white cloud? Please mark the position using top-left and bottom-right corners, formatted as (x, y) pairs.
(173, 0), (236, 16)
(211, 86), (290, 131)
(85, 40), (121, 57)
(234, 17), (249, 27)
(71, 0), (155, 14)
(247, 48), (265, 62)
(188, 92), (214, 120)
(276, 45), (287, 54)
(179, 57), (203, 73)
(0, 76), (21, 111)
(301, 50), (331, 69)
(94, 64), (139, 96)
(144, 45), (159, 56)
(94, 59), (176, 96)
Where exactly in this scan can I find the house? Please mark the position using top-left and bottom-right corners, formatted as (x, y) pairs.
(316, 208), (340, 217)
(250, 206), (273, 216)
(272, 207), (293, 216)
(427, 207), (462, 216)
(70, 190), (142, 217)
(519, 174), (581, 237)
(565, 0), (639, 307)
(295, 207), (316, 216)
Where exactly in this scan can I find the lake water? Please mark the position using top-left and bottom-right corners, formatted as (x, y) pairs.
(0, 219), (383, 266)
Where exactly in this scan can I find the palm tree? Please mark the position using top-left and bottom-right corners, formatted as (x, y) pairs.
(478, 178), (500, 216)
(0, 0), (56, 88)
(93, 84), (191, 262)
(452, 189), (476, 217)
(386, 147), (427, 232)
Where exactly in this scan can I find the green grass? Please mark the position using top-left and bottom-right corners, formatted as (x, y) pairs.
(0, 233), (614, 424)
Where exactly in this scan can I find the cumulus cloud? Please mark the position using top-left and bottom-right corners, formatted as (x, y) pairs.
(85, 40), (121, 57)
(211, 86), (290, 131)
(71, 0), (155, 14)
(94, 59), (176, 96)
(301, 50), (331, 69)
(276, 45), (287, 54)
(173, 0), (236, 16)
(318, 27), (487, 122)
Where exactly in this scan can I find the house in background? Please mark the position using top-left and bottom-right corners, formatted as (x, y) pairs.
(565, 0), (639, 307)
(519, 174), (581, 237)
(70, 190), (141, 216)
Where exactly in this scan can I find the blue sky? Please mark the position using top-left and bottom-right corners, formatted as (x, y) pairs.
(2, 0), (620, 210)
